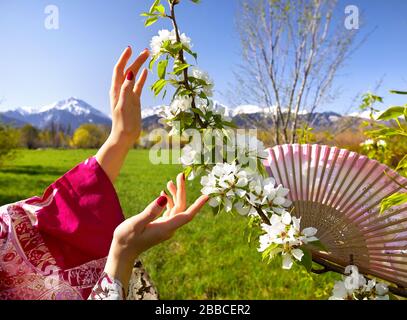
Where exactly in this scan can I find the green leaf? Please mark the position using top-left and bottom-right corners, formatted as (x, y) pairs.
(377, 106), (406, 121)
(157, 59), (168, 79)
(149, 56), (158, 70)
(140, 12), (156, 17)
(184, 165), (193, 179)
(162, 41), (183, 56)
(222, 120), (237, 128)
(390, 90), (407, 95)
(172, 63), (190, 75)
(261, 243), (279, 262)
(155, 4), (165, 14)
(298, 247), (313, 272)
(190, 0), (201, 3)
(149, 0), (160, 13)
(144, 16), (159, 27)
(395, 154), (407, 172)
(151, 79), (167, 96)
(380, 193), (407, 214)
(183, 46), (198, 60)
(308, 240), (328, 252)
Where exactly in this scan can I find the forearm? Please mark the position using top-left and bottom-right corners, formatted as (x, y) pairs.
(95, 134), (133, 184)
(103, 240), (137, 297)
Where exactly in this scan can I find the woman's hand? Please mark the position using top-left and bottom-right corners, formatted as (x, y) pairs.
(96, 46), (150, 183)
(104, 173), (209, 292)
(109, 46), (149, 144)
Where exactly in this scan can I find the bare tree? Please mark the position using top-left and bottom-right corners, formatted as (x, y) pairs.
(233, 0), (358, 144)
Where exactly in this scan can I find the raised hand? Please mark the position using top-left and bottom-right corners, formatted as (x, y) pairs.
(104, 173), (208, 291)
(96, 46), (150, 183)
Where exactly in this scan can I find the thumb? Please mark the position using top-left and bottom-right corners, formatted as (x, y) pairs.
(137, 195), (168, 226)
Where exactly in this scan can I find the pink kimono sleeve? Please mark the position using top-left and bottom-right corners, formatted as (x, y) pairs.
(26, 157), (125, 270)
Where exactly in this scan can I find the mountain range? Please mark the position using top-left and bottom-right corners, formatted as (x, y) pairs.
(0, 97), (367, 132)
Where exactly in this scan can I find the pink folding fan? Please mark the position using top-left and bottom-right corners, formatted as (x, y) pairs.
(265, 144), (407, 296)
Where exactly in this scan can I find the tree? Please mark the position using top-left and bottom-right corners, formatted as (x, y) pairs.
(20, 124), (40, 149)
(0, 123), (19, 166)
(233, 0), (359, 144)
(71, 124), (109, 149)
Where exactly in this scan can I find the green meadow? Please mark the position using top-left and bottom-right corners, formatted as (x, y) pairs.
(0, 149), (341, 299)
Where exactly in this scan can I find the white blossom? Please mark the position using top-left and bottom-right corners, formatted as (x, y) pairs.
(150, 29), (192, 56)
(189, 67), (214, 97)
(258, 212), (320, 270)
(329, 265), (389, 300)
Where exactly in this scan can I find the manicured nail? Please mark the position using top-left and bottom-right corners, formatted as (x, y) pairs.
(126, 71), (134, 81)
(156, 195), (168, 208)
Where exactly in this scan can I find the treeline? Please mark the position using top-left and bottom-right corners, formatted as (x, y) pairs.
(16, 123), (111, 149)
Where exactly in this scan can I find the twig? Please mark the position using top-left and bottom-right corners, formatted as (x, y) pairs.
(168, 1), (206, 128)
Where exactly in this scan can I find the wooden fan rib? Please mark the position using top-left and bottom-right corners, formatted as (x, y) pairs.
(269, 148), (285, 192)
(310, 145), (322, 205)
(369, 256), (407, 266)
(356, 209), (407, 233)
(331, 156), (371, 212)
(367, 235), (407, 245)
(345, 217), (407, 242)
(347, 169), (407, 222)
(338, 161), (381, 215)
(281, 145), (294, 201)
(297, 145), (306, 216)
(313, 252), (407, 289)
(288, 145), (300, 203)
(324, 149), (351, 208)
(319, 147), (341, 204)
(326, 152), (361, 209)
(369, 263), (407, 277)
(314, 146), (330, 204)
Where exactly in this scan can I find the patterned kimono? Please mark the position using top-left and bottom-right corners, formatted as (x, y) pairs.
(0, 157), (129, 300)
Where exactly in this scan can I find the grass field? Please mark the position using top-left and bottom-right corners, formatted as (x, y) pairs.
(0, 149), (341, 299)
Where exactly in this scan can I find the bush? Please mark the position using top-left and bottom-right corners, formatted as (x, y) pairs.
(71, 124), (109, 149)
(0, 123), (19, 165)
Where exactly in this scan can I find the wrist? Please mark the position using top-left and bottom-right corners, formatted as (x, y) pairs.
(104, 240), (139, 293)
(106, 133), (135, 150)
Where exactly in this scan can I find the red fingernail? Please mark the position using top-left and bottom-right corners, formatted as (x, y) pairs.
(126, 71), (134, 81)
(156, 196), (168, 207)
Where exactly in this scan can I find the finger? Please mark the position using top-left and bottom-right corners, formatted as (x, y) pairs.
(175, 173), (186, 212)
(163, 190), (174, 218)
(160, 190), (171, 218)
(124, 49), (149, 80)
(137, 195), (167, 226)
(166, 195), (209, 230)
(167, 180), (177, 204)
(134, 68), (148, 96)
(112, 46), (132, 91)
(120, 70), (136, 99)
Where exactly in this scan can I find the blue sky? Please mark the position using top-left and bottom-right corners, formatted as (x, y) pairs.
(0, 0), (406, 115)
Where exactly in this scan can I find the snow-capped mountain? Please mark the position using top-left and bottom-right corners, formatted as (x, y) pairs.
(0, 97), (373, 133)
(1, 97), (111, 131)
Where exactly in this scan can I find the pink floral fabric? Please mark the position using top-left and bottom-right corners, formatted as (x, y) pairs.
(0, 157), (125, 300)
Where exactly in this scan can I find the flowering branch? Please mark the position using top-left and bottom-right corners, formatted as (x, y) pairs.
(168, 1), (205, 128)
(142, 0), (322, 275)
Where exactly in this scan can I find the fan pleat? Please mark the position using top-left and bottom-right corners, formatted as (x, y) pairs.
(266, 144), (407, 289)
